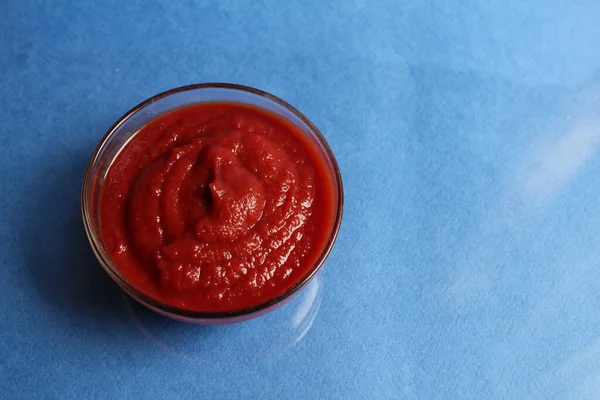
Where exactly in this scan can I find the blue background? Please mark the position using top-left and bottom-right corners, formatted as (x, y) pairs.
(3, 1), (600, 398)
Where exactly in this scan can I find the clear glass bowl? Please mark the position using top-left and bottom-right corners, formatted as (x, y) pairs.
(81, 83), (344, 324)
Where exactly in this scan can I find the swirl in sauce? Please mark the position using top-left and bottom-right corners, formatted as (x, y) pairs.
(100, 103), (335, 312)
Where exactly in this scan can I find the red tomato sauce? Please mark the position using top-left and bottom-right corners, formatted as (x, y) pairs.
(99, 103), (336, 312)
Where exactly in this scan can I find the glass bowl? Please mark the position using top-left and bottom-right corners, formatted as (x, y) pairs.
(81, 83), (343, 324)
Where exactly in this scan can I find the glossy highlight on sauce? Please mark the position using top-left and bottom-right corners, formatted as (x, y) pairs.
(100, 102), (335, 312)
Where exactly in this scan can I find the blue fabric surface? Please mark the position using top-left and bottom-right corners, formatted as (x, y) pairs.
(2, 0), (600, 398)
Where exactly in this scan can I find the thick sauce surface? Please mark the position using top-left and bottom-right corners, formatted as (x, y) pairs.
(100, 103), (335, 311)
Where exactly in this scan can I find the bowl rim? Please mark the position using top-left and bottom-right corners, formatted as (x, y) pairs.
(81, 82), (344, 320)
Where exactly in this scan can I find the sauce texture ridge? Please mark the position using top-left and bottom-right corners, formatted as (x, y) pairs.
(100, 103), (335, 312)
